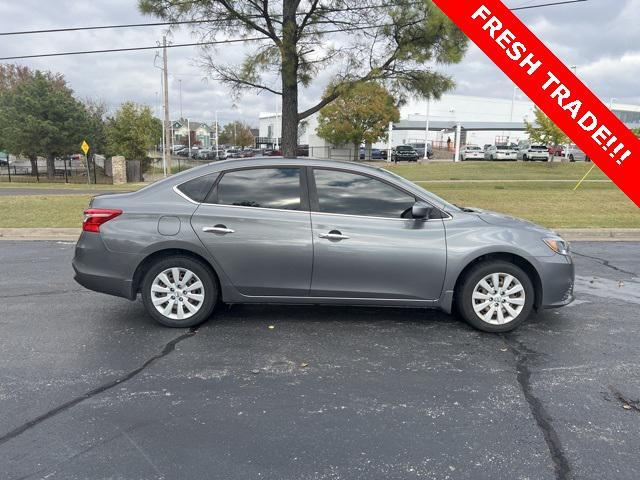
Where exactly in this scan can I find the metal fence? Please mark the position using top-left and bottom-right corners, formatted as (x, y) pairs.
(0, 155), (112, 184)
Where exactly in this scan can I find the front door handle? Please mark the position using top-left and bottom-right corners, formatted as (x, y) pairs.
(202, 225), (235, 234)
(319, 230), (350, 241)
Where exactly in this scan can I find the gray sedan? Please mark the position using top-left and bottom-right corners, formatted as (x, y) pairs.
(73, 158), (574, 332)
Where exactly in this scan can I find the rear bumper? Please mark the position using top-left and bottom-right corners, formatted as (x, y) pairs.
(72, 232), (139, 300)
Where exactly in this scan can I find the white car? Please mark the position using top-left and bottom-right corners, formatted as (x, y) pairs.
(564, 145), (590, 162)
(460, 145), (484, 160)
(517, 142), (550, 161)
(484, 145), (517, 161)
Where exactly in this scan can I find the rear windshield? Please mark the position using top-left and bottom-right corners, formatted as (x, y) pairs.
(466, 146), (481, 151)
(496, 146), (512, 150)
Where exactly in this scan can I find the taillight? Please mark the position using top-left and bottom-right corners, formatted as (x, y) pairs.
(82, 208), (122, 233)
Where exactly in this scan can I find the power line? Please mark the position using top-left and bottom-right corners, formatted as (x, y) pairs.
(0, 0), (590, 61)
(512, 0), (587, 11)
(0, 0), (587, 37)
(0, 3), (416, 37)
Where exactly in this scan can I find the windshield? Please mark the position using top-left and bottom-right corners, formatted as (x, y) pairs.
(396, 146), (414, 151)
(381, 167), (462, 212)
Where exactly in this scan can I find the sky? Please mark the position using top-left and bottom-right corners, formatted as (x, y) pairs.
(0, 0), (638, 127)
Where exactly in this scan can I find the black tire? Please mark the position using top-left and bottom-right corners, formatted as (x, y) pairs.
(569, 154), (575, 162)
(141, 256), (218, 328)
(456, 261), (535, 333)
(523, 154), (528, 161)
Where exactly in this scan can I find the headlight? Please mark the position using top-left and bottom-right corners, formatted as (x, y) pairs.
(543, 238), (570, 255)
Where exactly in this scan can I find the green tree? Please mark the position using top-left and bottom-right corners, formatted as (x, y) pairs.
(139, 0), (467, 158)
(524, 107), (568, 159)
(0, 70), (87, 178)
(219, 121), (255, 147)
(105, 102), (162, 161)
(82, 98), (108, 155)
(316, 82), (400, 160)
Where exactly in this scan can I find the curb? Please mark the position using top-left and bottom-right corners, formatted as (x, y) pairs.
(2, 227), (640, 242)
(0, 228), (80, 241)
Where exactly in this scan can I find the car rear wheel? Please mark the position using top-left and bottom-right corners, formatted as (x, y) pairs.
(141, 256), (218, 328)
(456, 261), (534, 332)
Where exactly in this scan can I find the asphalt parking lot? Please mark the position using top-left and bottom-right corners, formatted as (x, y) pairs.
(1, 241), (639, 480)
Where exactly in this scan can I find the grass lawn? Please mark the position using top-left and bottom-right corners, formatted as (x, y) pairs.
(0, 162), (637, 229)
(383, 160), (609, 181)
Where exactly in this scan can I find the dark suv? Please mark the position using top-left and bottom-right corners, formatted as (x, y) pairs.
(391, 145), (419, 163)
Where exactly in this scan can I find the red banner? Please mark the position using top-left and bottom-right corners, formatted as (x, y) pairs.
(431, 0), (640, 207)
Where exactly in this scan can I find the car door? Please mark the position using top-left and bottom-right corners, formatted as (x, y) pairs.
(191, 166), (313, 297)
(308, 168), (447, 301)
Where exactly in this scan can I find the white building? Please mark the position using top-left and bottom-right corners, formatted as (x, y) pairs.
(258, 94), (640, 154)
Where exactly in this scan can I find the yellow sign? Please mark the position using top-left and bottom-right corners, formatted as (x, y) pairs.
(81, 140), (90, 155)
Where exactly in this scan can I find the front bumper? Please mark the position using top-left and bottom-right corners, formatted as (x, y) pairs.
(537, 253), (575, 308)
(72, 232), (139, 300)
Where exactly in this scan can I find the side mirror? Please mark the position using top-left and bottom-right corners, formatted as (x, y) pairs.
(412, 201), (431, 220)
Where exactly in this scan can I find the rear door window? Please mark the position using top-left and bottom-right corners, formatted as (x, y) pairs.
(214, 167), (303, 211)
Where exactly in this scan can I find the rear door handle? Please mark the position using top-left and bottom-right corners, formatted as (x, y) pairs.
(202, 225), (235, 234)
(319, 230), (350, 241)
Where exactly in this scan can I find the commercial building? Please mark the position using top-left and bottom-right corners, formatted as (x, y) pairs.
(257, 94), (640, 155)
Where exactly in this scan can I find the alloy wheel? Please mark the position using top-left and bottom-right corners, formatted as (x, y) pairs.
(471, 272), (526, 325)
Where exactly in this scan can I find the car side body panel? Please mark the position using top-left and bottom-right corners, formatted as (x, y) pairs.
(73, 158), (574, 314)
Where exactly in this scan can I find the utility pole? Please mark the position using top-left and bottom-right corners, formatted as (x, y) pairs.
(162, 36), (172, 173)
(187, 118), (191, 158)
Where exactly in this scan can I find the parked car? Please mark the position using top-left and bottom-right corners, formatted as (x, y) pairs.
(359, 148), (383, 160)
(460, 145), (484, 161)
(196, 149), (213, 160)
(225, 148), (242, 158)
(407, 143), (434, 159)
(176, 148), (191, 157)
(391, 145), (419, 162)
(517, 141), (550, 161)
(484, 145), (518, 161)
(73, 158), (574, 333)
(171, 145), (186, 154)
(297, 145), (310, 157)
(562, 145), (590, 162)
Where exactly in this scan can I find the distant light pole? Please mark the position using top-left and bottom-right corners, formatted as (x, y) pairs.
(187, 118), (191, 158)
(423, 99), (431, 160)
(178, 79), (183, 119)
(215, 111), (219, 158)
(510, 85), (520, 123)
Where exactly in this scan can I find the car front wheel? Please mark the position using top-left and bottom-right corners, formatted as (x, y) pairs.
(141, 256), (218, 328)
(456, 261), (535, 332)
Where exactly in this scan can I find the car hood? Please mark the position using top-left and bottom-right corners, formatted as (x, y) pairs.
(465, 207), (557, 236)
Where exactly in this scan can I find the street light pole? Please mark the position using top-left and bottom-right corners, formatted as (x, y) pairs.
(187, 118), (191, 158)
(215, 111), (219, 158)
(179, 79), (183, 119)
(423, 99), (431, 161)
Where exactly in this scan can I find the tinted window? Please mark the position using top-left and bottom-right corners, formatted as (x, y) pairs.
(216, 168), (301, 210)
(397, 146), (414, 151)
(177, 173), (218, 202)
(314, 169), (416, 218)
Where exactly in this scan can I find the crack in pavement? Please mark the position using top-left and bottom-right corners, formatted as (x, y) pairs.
(572, 251), (638, 277)
(502, 335), (572, 480)
(0, 328), (198, 447)
(4, 289), (89, 299)
(609, 386), (640, 413)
